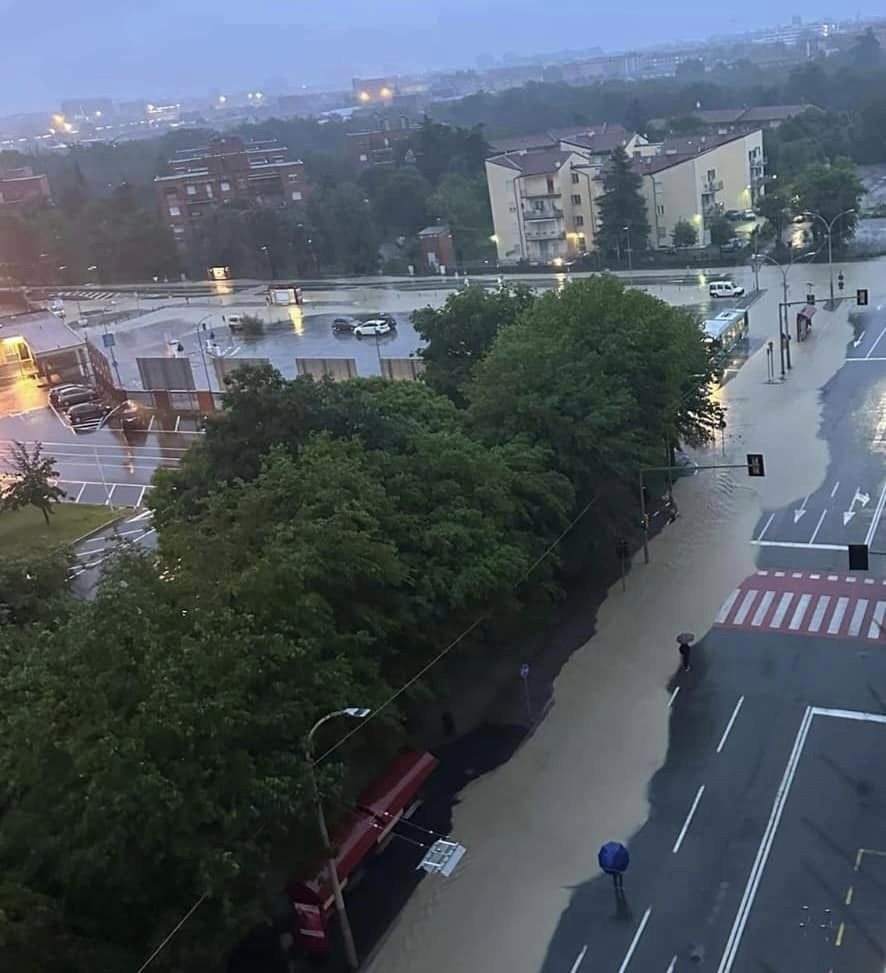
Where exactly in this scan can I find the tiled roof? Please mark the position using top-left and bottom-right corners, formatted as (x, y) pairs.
(486, 149), (573, 176)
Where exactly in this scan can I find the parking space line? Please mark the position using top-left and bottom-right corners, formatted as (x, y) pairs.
(668, 686), (680, 707)
(75, 483), (86, 501)
(617, 907), (651, 973)
(137, 485), (147, 506)
(848, 599), (869, 637)
(147, 415), (155, 432)
(174, 415), (181, 432)
(827, 597), (850, 634)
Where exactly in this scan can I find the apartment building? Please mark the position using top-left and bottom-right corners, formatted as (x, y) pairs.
(485, 126), (657, 264)
(154, 136), (306, 251)
(0, 166), (51, 206)
(486, 126), (764, 263)
(347, 119), (412, 170)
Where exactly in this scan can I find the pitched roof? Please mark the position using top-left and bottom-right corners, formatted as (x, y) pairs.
(487, 123), (628, 157)
(486, 149), (574, 176)
(558, 125), (630, 152)
(740, 104), (818, 121)
(633, 132), (749, 175)
(487, 133), (558, 154)
(693, 108), (746, 125)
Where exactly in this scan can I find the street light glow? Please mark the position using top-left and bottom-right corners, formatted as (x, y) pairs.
(343, 707), (371, 718)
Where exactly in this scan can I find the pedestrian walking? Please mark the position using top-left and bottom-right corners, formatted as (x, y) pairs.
(676, 632), (695, 671)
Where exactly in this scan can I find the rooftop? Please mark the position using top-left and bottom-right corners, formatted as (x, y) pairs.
(486, 148), (574, 177)
(0, 310), (84, 356)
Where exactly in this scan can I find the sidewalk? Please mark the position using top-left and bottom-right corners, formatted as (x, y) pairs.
(363, 266), (853, 973)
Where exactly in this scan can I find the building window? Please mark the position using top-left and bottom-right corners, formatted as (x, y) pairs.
(706, 168), (716, 182)
(206, 184), (213, 197)
(291, 190), (302, 201)
(546, 177), (555, 193)
(533, 200), (545, 212)
(634, 151), (641, 159)
(656, 204), (665, 215)
(288, 172), (299, 180)
(359, 153), (368, 162)
(571, 194), (581, 205)
(186, 184), (196, 195)
(575, 214), (584, 227)
(220, 181), (231, 191)
(172, 226), (185, 235)
(168, 205), (181, 216)
(571, 172), (580, 184)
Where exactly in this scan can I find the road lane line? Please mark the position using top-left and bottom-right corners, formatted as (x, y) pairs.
(673, 785), (705, 854)
(809, 596), (831, 633)
(769, 592), (794, 629)
(717, 697), (745, 754)
(788, 594), (812, 630)
(865, 482), (886, 547)
(733, 590), (758, 625)
(127, 508), (153, 523)
(755, 513), (774, 541)
(866, 326), (886, 358)
(868, 602), (886, 639)
(751, 540), (845, 551)
(716, 589), (740, 623)
(617, 907), (651, 973)
(830, 481), (840, 499)
(569, 945), (588, 973)
(809, 509), (828, 544)
(668, 686), (680, 707)
(716, 706), (814, 973)
(828, 597), (850, 635)
(849, 599), (869, 637)
(751, 591), (775, 627)
(665, 958), (677, 973)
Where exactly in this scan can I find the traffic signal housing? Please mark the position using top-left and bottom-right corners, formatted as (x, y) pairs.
(848, 544), (870, 571)
(857, 288), (869, 307)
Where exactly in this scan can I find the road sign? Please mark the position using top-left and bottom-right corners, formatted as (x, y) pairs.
(857, 288), (869, 306)
(419, 839), (466, 877)
(848, 544), (870, 571)
(519, 664), (529, 680)
(746, 453), (765, 477)
(101, 332), (115, 348)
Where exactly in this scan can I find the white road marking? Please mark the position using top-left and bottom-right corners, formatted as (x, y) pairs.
(755, 513), (774, 542)
(866, 326), (886, 359)
(830, 480), (841, 499)
(127, 508), (153, 522)
(809, 509), (828, 544)
(617, 907), (652, 973)
(666, 958), (677, 973)
(716, 706), (813, 973)
(751, 539), (845, 551)
(865, 482), (886, 547)
(868, 602), (886, 639)
(716, 696), (745, 754)
(715, 589), (740, 623)
(849, 599), (869, 637)
(147, 415), (156, 432)
(174, 415), (181, 432)
(827, 597), (849, 635)
(673, 786), (705, 854)
(847, 357), (886, 362)
(751, 591), (775, 627)
(788, 594), (812, 630)
(569, 945), (588, 973)
(75, 483), (86, 501)
(668, 686), (680, 707)
(733, 589), (758, 625)
(770, 592), (794, 629)
(813, 706), (886, 724)
(808, 596), (831, 633)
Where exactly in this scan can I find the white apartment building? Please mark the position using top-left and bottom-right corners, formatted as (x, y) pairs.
(486, 126), (764, 263)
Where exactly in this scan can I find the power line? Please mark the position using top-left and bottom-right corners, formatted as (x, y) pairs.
(134, 893), (208, 973)
(312, 496), (598, 767)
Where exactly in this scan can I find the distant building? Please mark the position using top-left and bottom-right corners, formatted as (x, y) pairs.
(649, 104), (818, 133)
(417, 225), (456, 271)
(0, 166), (51, 206)
(352, 77), (398, 105)
(60, 97), (113, 121)
(154, 136), (307, 251)
(347, 119), (412, 171)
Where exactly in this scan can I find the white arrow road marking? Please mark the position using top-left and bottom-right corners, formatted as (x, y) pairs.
(844, 488), (871, 526)
(793, 495), (809, 524)
(853, 331), (866, 347)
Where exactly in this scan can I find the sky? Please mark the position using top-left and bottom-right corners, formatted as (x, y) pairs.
(1, 0), (884, 115)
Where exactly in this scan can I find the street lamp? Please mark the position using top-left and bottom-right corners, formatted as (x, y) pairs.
(750, 249), (817, 378)
(305, 707), (372, 970)
(623, 225), (633, 272)
(802, 208), (854, 307)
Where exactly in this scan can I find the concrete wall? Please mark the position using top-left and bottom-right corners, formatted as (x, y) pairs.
(295, 357), (358, 381)
(380, 357), (426, 381)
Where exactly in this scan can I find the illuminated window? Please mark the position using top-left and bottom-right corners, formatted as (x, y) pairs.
(206, 184), (213, 197)
(186, 185), (196, 195)
(359, 153), (368, 162)
(220, 181), (231, 191)
(291, 191), (302, 201)
(169, 205), (181, 216)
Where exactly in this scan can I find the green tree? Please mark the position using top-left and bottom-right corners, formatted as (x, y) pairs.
(672, 219), (698, 248)
(849, 28), (884, 71)
(363, 167), (432, 237)
(427, 173), (494, 261)
(756, 189), (789, 240)
(1, 442), (66, 524)
(0, 549), (72, 626)
(596, 145), (650, 256)
(708, 214), (732, 246)
(412, 285), (535, 405)
(791, 159), (865, 249)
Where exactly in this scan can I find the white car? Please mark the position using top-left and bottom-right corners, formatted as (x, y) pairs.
(709, 280), (745, 299)
(353, 319), (393, 337)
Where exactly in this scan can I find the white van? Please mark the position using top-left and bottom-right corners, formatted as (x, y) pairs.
(709, 280), (744, 299)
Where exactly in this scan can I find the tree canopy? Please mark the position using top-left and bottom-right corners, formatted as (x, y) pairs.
(596, 146), (650, 256)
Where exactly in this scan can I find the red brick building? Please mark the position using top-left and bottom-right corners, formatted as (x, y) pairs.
(417, 225), (456, 272)
(0, 167), (52, 206)
(347, 121), (412, 171)
(154, 136), (307, 250)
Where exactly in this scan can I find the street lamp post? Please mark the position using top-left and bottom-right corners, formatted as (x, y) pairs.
(305, 707), (371, 971)
(623, 225), (633, 272)
(803, 209), (855, 307)
(750, 250), (816, 378)
(195, 314), (214, 390)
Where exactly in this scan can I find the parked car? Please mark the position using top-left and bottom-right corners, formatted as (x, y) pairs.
(720, 238), (745, 253)
(709, 280), (745, 299)
(58, 387), (99, 409)
(49, 383), (91, 406)
(119, 400), (146, 431)
(332, 317), (357, 334)
(354, 319), (393, 337)
(724, 210), (743, 221)
(742, 209), (756, 220)
(68, 401), (112, 426)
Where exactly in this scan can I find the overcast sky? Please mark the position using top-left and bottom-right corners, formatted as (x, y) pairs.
(1, 0), (883, 114)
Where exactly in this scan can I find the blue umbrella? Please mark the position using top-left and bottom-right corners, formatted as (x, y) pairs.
(598, 841), (630, 875)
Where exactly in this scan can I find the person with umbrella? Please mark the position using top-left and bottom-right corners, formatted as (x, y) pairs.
(677, 632), (695, 672)
(598, 841), (630, 893)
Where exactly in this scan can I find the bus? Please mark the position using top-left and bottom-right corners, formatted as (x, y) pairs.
(701, 307), (749, 366)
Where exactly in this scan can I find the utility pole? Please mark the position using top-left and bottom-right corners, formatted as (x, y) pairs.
(623, 225), (633, 272)
(804, 208), (854, 308)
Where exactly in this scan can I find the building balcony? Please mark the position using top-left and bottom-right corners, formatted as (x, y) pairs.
(520, 190), (562, 199)
(523, 208), (564, 222)
(525, 226), (565, 241)
(702, 179), (724, 193)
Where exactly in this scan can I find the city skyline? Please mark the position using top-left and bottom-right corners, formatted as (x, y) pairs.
(2, 0), (885, 115)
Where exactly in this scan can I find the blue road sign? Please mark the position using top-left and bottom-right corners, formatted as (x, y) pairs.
(102, 332), (115, 348)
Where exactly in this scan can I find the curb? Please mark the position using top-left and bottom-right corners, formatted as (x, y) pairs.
(69, 510), (129, 548)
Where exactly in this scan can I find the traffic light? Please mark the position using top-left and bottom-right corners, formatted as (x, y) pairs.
(848, 544), (870, 571)
(806, 291), (815, 305)
(746, 453), (765, 477)
(857, 288), (869, 306)
(838, 272), (845, 292)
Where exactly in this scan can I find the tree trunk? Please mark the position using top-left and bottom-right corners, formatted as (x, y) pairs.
(40, 504), (51, 525)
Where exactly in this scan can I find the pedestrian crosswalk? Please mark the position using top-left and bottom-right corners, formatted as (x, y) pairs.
(716, 571), (886, 642)
(57, 290), (118, 301)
